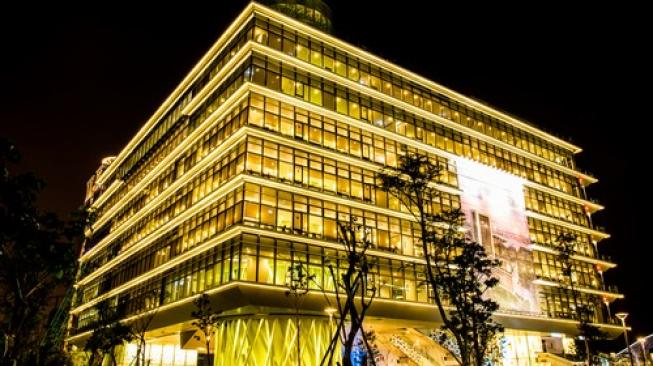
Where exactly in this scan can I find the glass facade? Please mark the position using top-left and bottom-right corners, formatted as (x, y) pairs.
(69, 3), (621, 365)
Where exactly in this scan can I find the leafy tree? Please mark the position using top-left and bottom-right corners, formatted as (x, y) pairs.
(379, 154), (502, 366)
(191, 293), (220, 366)
(321, 218), (377, 366)
(84, 301), (133, 366)
(0, 138), (90, 366)
(555, 233), (605, 365)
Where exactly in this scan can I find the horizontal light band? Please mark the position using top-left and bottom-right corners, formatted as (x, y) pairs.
(523, 181), (603, 212)
(67, 280), (622, 344)
(532, 279), (623, 299)
(79, 167), (456, 287)
(83, 121), (248, 262)
(250, 3), (581, 153)
(94, 5), (257, 187)
(252, 42), (592, 182)
(245, 127), (462, 196)
(72, 226), (242, 314)
(530, 244), (616, 269)
(248, 84), (599, 209)
(78, 175), (246, 285)
(90, 47), (254, 231)
(526, 211), (609, 240)
(90, 179), (123, 211)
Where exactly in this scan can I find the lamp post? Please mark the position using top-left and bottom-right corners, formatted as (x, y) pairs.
(616, 313), (634, 366)
(638, 337), (648, 366)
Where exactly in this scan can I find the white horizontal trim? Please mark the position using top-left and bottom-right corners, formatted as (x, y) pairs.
(90, 48), (254, 232)
(94, 5), (257, 187)
(533, 279), (623, 299)
(523, 181), (603, 212)
(67, 280), (622, 344)
(251, 42), (593, 182)
(249, 84), (589, 202)
(529, 244), (616, 269)
(245, 126), (462, 196)
(78, 167), (459, 286)
(72, 221), (435, 314)
(251, 3), (581, 153)
(83, 105), (249, 262)
(77, 175), (246, 286)
(72, 226), (243, 314)
(526, 211), (609, 240)
(90, 179), (123, 210)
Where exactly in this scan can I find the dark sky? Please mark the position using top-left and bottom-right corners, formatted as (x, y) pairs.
(1, 1), (649, 347)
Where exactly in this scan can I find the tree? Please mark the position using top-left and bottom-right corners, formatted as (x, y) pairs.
(84, 301), (133, 366)
(191, 293), (220, 366)
(0, 137), (90, 366)
(285, 262), (314, 366)
(429, 210), (503, 366)
(128, 289), (163, 366)
(555, 233), (605, 365)
(379, 154), (503, 366)
(321, 218), (377, 366)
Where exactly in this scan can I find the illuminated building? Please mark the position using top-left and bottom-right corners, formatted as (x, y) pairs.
(67, 1), (623, 365)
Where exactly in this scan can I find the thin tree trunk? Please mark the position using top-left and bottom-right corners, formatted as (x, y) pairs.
(110, 349), (118, 366)
(205, 340), (211, 366)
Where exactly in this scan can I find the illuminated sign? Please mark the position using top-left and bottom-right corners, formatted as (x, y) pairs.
(454, 157), (540, 313)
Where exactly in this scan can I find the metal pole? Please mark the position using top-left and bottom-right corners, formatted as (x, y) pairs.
(641, 340), (648, 366)
(624, 323), (635, 366)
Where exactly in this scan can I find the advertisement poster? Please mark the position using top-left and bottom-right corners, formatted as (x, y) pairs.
(454, 157), (540, 313)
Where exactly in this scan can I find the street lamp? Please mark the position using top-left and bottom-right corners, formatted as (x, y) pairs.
(616, 313), (634, 366)
(638, 337), (648, 366)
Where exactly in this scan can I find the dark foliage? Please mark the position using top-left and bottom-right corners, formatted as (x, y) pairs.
(0, 137), (90, 366)
(191, 293), (220, 366)
(379, 154), (503, 366)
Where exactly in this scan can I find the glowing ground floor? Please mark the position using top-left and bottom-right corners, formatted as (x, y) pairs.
(72, 314), (585, 366)
(68, 283), (623, 366)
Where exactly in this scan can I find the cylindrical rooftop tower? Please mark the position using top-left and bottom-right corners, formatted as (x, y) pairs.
(263, 0), (332, 33)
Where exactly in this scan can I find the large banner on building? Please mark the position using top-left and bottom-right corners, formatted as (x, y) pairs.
(454, 158), (540, 313)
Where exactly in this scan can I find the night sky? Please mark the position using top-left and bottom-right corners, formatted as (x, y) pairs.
(1, 1), (649, 348)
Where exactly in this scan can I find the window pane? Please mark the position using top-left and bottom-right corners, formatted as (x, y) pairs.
(336, 97), (347, 114)
(282, 77), (294, 95)
(261, 205), (276, 226)
(244, 202), (259, 221)
(277, 210), (292, 230)
(249, 108), (263, 127)
(310, 87), (322, 106)
(297, 44), (309, 61)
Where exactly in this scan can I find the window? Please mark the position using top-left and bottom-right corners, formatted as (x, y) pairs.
(279, 162), (293, 181)
(264, 112), (279, 131)
(311, 49), (322, 67)
(324, 55), (334, 71)
(282, 77), (294, 95)
(309, 215), (322, 236)
(336, 97), (347, 114)
(244, 202), (259, 221)
(297, 44), (309, 61)
(261, 205), (276, 226)
(246, 154), (261, 174)
(335, 60), (346, 77)
(254, 27), (268, 44)
(252, 67), (265, 85)
(283, 37), (295, 56)
(310, 86), (322, 106)
(277, 210), (292, 229)
(266, 72), (280, 91)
